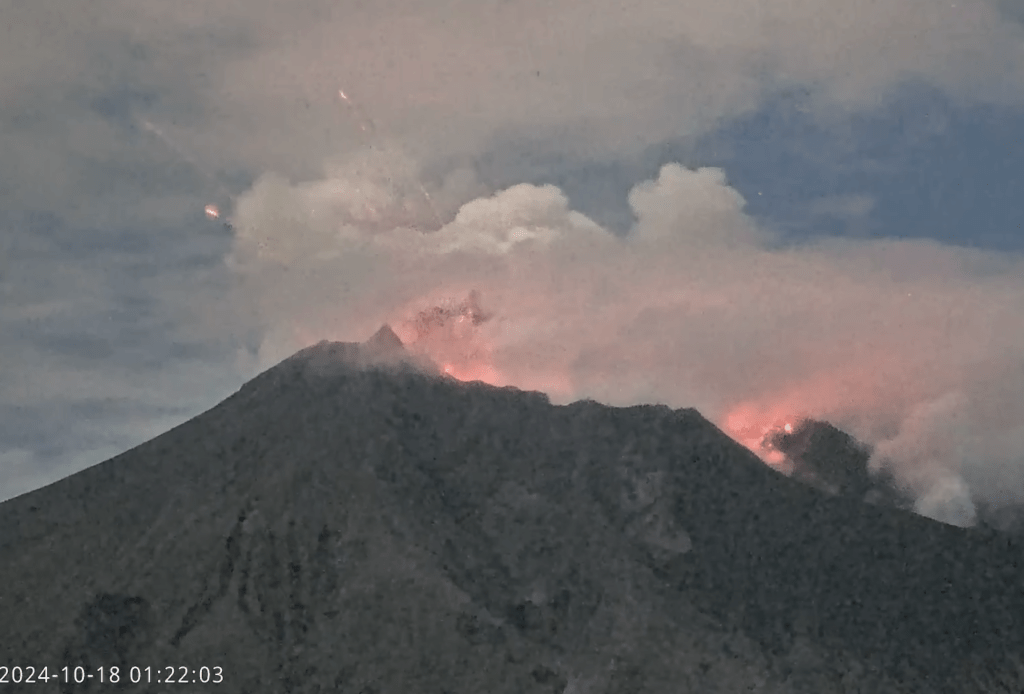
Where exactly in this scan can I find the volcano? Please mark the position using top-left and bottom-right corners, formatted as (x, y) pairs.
(766, 418), (914, 510)
(2, 329), (1023, 693)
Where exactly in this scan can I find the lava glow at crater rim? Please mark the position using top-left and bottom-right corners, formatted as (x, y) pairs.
(723, 404), (806, 472)
(441, 361), (503, 384)
(393, 292), (808, 460)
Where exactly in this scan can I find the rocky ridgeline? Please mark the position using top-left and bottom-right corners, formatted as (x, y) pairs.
(1, 329), (1022, 693)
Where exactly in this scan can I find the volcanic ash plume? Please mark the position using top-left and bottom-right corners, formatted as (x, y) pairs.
(221, 146), (1024, 526)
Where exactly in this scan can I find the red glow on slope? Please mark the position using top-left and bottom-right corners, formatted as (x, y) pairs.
(395, 290), (506, 386)
(724, 403), (805, 473)
(442, 360), (503, 384)
(394, 290), (579, 401)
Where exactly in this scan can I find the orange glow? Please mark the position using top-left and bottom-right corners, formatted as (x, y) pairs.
(204, 204), (221, 220)
(441, 360), (503, 384)
(723, 403), (803, 473)
(393, 291), (504, 385)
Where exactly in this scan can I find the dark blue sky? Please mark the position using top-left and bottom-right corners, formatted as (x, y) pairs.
(480, 87), (1023, 253)
(710, 89), (1024, 252)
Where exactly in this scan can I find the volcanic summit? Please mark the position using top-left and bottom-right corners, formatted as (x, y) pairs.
(1, 329), (1023, 693)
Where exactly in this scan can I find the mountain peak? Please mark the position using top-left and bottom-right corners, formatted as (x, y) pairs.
(277, 325), (432, 382)
(364, 323), (404, 356)
(4, 334), (1024, 691)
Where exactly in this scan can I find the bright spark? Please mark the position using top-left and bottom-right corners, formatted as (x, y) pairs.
(204, 204), (221, 220)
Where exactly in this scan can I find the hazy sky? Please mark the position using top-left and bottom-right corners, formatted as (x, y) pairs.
(2, 0), (1023, 526)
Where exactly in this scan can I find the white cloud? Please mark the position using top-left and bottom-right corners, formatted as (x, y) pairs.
(5, 0), (1024, 515)
(216, 149), (1024, 524)
(5, 0), (1024, 197)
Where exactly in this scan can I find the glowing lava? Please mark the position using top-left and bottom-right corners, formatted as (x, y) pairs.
(724, 403), (806, 474)
(389, 290), (577, 399)
(396, 290), (504, 385)
(442, 360), (503, 384)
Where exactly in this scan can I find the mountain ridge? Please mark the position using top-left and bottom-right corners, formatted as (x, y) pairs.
(1, 332), (1022, 693)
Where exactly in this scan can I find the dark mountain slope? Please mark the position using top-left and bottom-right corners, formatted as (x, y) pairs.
(1, 333), (1023, 693)
(768, 418), (913, 507)
(773, 418), (1020, 528)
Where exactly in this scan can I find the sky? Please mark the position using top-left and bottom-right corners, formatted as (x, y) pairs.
(2, 0), (1023, 526)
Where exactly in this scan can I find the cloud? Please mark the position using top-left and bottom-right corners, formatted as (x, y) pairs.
(0, 351), (243, 503)
(5, 0), (1024, 208)
(205, 0), (1024, 170)
(0, 240), (245, 502)
(0, 446), (124, 503)
(216, 146), (1024, 526)
(5, 0), (1024, 515)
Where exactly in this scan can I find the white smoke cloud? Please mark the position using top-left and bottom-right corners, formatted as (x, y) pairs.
(7, 0), (1024, 206)
(204, 0), (1024, 173)
(6, 0), (1024, 517)
(215, 143), (1024, 526)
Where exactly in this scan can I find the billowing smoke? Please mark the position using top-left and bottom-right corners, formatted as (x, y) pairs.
(219, 142), (1024, 527)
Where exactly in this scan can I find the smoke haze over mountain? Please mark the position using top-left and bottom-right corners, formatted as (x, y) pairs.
(212, 147), (1024, 528)
(4, 0), (1024, 513)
